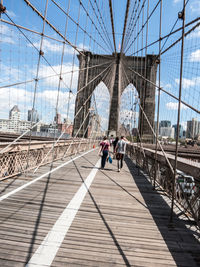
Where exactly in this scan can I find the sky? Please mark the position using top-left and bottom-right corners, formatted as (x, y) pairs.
(0, 0), (200, 132)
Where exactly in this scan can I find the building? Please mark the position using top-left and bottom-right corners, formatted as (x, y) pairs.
(159, 120), (171, 135)
(28, 108), (39, 123)
(40, 124), (58, 134)
(88, 114), (101, 138)
(0, 105), (31, 133)
(54, 113), (61, 124)
(172, 124), (184, 139)
(57, 123), (73, 136)
(160, 127), (175, 139)
(186, 118), (198, 139)
(9, 105), (20, 132)
(0, 119), (10, 132)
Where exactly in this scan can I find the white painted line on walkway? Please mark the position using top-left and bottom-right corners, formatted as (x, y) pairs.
(26, 159), (100, 267)
(0, 149), (95, 202)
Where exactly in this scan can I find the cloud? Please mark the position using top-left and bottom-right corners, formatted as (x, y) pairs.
(0, 24), (16, 44)
(189, 49), (200, 62)
(173, 0), (181, 3)
(0, 24), (10, 34)
(38, 63), (79, 90)
(30, 39), (63, 53)
(166, 102), (188, 110)
(29, 40), (90, 55)
(6, 10), (17, 18)
(188, 27), (200, 39)
(190, 1), (200, 13)
(0, 87), (33, 120)
(0, 64), (30, 86)
(0, 85), (76, 123)
(37, 89), (76, 115)
(99, 116), (108, 131)
(1, 36), (15, 44)
(175, 77), (196, 88)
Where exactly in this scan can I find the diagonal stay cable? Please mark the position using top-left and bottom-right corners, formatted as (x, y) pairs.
(25, 0), (50, 176)
(125, 0), (160, 54)
(1, 16), (117, 60)
(0, 61), (111, 91)
(125, 65), (200, 115)
(78, 0), (111, 53)
(3, 12), (77, 92)
(0, 109), (53, 154)
(23, 0), (84, 55)
(50, 0), (111, 54)
(0, 62), (114, 155)
(76, 61), (115, 95)
(33, 64), (113, 171)
(161, 21), (200, 55)
(129, 17), (200, 56)
(121, 63), (175, 175)
(129, 1), (195, 56)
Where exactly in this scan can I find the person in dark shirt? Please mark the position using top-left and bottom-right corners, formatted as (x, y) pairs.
(115, 136), (129, 172)
(112, 137), (119, 158)
(98, 136), (110, 170)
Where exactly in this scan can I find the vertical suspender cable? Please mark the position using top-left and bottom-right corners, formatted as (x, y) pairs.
(120, 0), (130, 54)
(108, 0), (116, 53)
(51, 0), (71, 161)
(154, 0), (162, 189)
(169, 0), (186, 226)
(67, 0), (81, 132)
(25, 0), (49, 172)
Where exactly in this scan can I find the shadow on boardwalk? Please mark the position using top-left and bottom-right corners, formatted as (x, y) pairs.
(125, 157), (200, 267)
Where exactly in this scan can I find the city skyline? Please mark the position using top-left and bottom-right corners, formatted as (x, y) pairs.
(1, 104), (200, 140)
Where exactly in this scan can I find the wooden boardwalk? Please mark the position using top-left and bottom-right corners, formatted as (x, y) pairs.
(0, 149), (199, 267)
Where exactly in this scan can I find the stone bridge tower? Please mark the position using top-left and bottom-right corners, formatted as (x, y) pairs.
(73, 51), (158, 143)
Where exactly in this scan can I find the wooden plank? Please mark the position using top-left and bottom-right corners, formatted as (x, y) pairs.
(0, 150), (199, 266)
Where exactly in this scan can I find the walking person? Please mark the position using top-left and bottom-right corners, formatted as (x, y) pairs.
(115, 136), (129, 172)
(112, 137), (119, 158)
(98, 136), (110, 170)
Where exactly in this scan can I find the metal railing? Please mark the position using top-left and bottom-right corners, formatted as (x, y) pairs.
(127, 143), (200, 227)
(0, 139), (98, 181)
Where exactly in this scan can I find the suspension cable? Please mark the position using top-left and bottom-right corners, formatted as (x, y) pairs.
(23, 0), (84, 55)
(120, 0), (130, 54)
(126, 66), (200, 114)
(108, 0), (116, 53)
(93, 0), (114, 52)
(50, 0), (111, 54)
(125, 0), (160, 54)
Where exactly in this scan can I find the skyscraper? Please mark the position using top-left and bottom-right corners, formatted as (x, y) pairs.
(9, 105), (20, 121)
(160, 120), (171, 128)
(186, 118), (198, 139)
(28, 108), (39, 123)
(9, 105), (20, 131)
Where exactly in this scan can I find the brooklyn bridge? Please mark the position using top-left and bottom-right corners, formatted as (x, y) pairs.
(0, 0), (200, 266)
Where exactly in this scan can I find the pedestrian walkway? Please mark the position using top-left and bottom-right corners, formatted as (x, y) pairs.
(0, 150), (199, 266)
